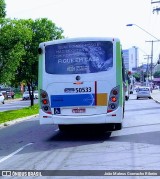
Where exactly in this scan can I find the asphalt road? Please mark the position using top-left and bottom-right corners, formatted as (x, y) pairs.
(0, 94), (160, 178)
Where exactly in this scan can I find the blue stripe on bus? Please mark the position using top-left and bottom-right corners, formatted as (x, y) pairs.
(50, 94), (95, 107)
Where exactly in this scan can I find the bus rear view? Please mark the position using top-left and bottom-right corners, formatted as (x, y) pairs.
(38, 37), (124, 135)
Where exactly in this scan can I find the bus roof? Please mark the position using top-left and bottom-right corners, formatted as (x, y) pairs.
(39, 37), (120, 47)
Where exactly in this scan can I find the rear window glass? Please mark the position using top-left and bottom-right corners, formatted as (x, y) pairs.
(139, 88), (150, 91)
(45, 41), (113, 74)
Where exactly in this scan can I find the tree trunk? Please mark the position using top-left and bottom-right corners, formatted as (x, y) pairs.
(27, 82), (34, 106)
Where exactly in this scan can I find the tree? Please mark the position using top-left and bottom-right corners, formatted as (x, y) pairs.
(0, 19), (33, 84)
(133, 72), (140, 82)
(14, 18), (64, 106)
(0, 0), (6, 18)
(0, 18), (64, 106)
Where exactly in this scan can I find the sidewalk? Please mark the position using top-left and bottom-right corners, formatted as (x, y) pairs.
(151, 89), (160, 104)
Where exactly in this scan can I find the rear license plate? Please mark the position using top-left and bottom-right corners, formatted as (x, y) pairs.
(72, 108), (86, 113)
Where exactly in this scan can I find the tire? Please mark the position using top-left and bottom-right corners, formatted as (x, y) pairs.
(125, 96), (129, 101)
(115, 123), (122, 130)
(58, 125), (69, 132)
(137, 97), (139, 100)
(106, 132), (112, 138)
(2, 101), (4, 104)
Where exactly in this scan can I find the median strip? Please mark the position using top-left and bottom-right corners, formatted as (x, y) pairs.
(0, 104), (39, 127)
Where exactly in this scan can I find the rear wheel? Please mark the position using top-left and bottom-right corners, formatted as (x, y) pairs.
(105, 132), (112, 138)
(125, 96), (129, 101)
(58, 124), (68, 132)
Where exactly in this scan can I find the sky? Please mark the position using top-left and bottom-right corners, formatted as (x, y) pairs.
(5, 0), (160, 65)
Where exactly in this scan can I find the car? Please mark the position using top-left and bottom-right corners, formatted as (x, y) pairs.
(22, 91), (30, 100)
(22, 91), (39, 100)
(136, 86), (152, 100)
(0, 92), (5, 104)
(34, 90), (39, 99)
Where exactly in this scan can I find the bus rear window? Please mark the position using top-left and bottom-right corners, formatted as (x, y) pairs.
(45, 41), (113, 74)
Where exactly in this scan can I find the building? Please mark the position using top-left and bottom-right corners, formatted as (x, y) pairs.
(122, 46), (139, 72)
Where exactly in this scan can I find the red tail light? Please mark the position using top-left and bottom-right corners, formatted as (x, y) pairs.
(107, 86), (119, 113)
(40, 89), (52, 114)
(111, 97), (117, 102)
(42, 99), (48, 105)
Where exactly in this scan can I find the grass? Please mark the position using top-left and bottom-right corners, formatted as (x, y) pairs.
(0, 104), (39, 124)
(14, 92), (22, 99)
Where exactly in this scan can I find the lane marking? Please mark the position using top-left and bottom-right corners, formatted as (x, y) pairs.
(55, 128), (59, 132)
(0, 143), (33, 164)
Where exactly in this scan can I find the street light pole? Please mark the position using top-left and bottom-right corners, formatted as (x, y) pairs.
(126, 24), (160, 41)
(126, 23), (160, 82)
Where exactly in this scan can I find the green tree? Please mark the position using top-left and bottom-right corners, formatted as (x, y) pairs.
(0, 17), (64, 106)
(133, 72), (140, 82)
(0, 0), (6, 18)
(14, 18), (64, 106)
(0, 19), (33, 84)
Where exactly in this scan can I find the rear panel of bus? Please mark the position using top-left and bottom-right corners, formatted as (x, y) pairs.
(38, 38), (123, 126)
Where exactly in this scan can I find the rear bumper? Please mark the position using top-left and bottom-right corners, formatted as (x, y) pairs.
(39, 107), (123, 125)
(137, 94), (151, 98)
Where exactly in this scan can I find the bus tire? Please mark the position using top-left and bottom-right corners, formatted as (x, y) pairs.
(115, 123), (122, 130)
(58, 125), (67, 132)
(125, 96), (129, 101)
(106, 132), (112, 138)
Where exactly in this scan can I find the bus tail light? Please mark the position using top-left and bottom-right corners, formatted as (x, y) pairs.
(107, 86), (119, 113)
(40, 89), (52, 114)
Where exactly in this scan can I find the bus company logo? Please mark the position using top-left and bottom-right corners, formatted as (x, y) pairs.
(64, 88), (75, 93)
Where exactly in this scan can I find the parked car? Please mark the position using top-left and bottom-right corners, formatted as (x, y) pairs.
(22, 91), (30, 100)
(6, 91), (15, 99)
(34, 90), (39, 99)
(0, 92), (5, 104)
(136, 86), (152, 100)
(22, 91), (39, 100)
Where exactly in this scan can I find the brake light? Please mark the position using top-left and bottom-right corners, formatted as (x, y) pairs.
(40, 89), (52, 114)
(107, 86), (119, 113)
(42, 99), (48, 105)
(112, 90), (118, 95)
(41, 92), (47, 98)
(111, 97), (117, 102)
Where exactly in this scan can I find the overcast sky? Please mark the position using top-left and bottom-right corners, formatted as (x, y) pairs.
(5, 0), (160, 65)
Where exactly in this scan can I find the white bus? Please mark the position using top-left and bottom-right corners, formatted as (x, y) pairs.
(38, 37), (125, 134)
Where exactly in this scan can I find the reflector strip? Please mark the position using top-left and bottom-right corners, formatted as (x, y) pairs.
(97, 93), (107, 106)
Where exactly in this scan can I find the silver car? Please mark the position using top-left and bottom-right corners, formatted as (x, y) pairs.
(22, 91), (39, 100)
(136, 87), (152, 99)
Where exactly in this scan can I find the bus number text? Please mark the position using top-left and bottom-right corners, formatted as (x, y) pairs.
(76, 87), (92, 93)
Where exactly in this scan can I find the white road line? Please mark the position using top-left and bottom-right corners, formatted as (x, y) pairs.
(55, 128), (59, 132)
(0, 143), (33, 164)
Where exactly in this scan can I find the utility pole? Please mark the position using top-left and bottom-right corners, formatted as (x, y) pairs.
(151, 0), (160, 14)
(145, 40), (160, 81)
(144, 55), (151, 86)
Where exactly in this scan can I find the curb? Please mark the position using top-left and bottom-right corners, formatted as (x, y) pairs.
(154, 100), (160, 104)
(0, 114), (38, 129)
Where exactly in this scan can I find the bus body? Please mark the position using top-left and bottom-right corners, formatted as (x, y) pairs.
(38, 37), (125, 131)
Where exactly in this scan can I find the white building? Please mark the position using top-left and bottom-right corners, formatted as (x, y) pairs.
(122, 46), (139, 72)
